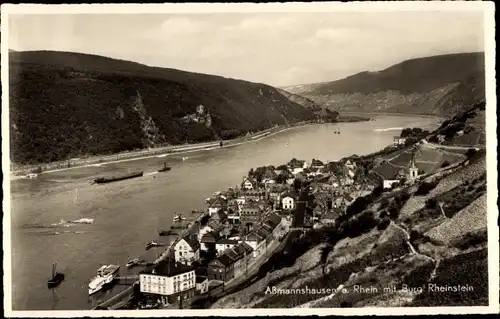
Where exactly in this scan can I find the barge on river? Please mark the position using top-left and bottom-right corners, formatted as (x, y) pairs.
(93, 171), (144, 184)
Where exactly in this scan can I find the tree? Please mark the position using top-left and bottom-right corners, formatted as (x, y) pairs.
(401, 128), (413, 138)
(389, 206), (400, 220)
(466, 148), (477, 159)
(412, 127), (423, 135)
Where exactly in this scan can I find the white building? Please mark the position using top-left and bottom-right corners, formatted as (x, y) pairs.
(174, 237), (201, 266)
(195, 276), (209, 295)
(139, 259), (196, 304)
(393, 137), (407, 146)
(281, 193), (296, 210)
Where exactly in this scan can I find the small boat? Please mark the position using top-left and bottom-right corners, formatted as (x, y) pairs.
(126, 258), (143, 268)
(158, 162), (171, 173)
(182, 157), (189, 161)
(204, 197), (211, 203)
(47, 263), (65, 288)
(145, 241), (159, 250)
(172, 213), (186, 222)
(26, 173), (38, 179)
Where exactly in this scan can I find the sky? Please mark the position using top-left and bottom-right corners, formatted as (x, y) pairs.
(7, 11), (485, 87)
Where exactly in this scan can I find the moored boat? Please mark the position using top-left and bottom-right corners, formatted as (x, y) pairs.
(47, 263), (65, 288)
(88, 264), (120, 295)
(172, 213), (186, 222)
(145, 241), (159, 250)
(93, 171), (143, 184)
(126, 258), (143, 268)
(158, 162), (171, 173)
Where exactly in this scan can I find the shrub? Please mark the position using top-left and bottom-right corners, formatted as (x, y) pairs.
(416, 181), (438, 195)
(476, 184), (487, 193)
(372, 184), (384, 197)
(389, 206), (400, 220)
(377, 218), (391, 230)
(399, 190), (411, 202)
(425, 198), (438, 209)
(379, 210), (389, 219)
(380, 198), (390, 209)
(466, 148), (477, 159)
(441, 161), (451, 168)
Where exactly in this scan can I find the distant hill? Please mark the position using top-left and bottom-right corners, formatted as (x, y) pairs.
(276, 88), (321, 111)
(283, 53), (485, 117)
(9, 50), (316, 165)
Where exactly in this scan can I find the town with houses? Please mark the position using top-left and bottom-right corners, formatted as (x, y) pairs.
(133, 134), (430, 309)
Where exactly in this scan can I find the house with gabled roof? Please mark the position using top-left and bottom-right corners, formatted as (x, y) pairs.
(230, 242), (254, 278)
(208, 254), (235, 281)
(200, 232), (217, 251)
(310, 158), (325, 169)
(287, 158), (308, 175)
(281, 191), (297, 210)
(241, 231), (265, 257)
(174, 236), (201, 266)
(210, 209), (228, 223)
(241, 176), (256, 190)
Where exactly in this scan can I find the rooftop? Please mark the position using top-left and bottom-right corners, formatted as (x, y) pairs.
(141, 258), (195, 277)
(216, 238), (239, 245)
(180, 236), (201, 251)
(372, 162), (407, 180)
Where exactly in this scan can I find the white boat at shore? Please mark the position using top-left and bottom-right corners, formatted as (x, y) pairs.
(70, 218), (94, 224)
(26, 173), (38, 179)
(88, 264), (120, 295)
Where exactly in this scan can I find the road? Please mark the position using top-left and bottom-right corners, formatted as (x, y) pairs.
(11, 121), (314, 177)
(421, 139), (483, 151)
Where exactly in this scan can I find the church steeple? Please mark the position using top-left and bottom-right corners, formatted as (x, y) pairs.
(409, 148), (419, 180)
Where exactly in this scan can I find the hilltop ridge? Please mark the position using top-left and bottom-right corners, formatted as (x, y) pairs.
(283, 52), (485, 117)
(9, 50), (316, 165)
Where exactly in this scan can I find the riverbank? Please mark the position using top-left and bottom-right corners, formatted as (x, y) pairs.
(10, 121), (318, 178)
(340, 111), (447, 120)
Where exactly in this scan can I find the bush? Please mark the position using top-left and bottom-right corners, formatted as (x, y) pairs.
(399, 190), (411, 202)
(425, 198), (438, 209)
(379, 210), (389, 219)
(441, 161), (451, 168)
(388, 206), (400, 220)
(466, 148), (477, 159)
(416, 181), (439, 195)
(377, 218), (391, 230)
(380, 198), (390, 209)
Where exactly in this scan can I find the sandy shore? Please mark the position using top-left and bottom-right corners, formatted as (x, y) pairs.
(10, 122), (314, 179)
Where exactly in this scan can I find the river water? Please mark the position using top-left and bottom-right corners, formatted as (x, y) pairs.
(8, 115), (440, 310)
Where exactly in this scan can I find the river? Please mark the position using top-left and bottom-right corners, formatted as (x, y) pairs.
(8, 115), (441, 310)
